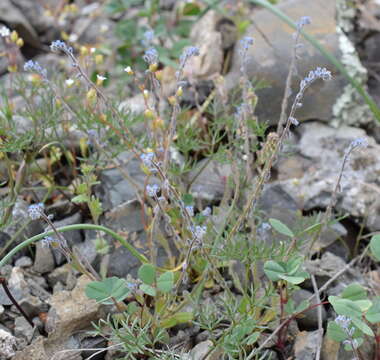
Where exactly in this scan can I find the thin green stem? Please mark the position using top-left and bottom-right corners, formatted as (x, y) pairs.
(0, 224), (148, 268)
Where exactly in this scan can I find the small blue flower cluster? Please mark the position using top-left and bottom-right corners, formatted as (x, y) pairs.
(238, 36), (254, 73)
(143, 48), (159, 65)
(349, 137), (368, 150)
(23, 60), (47, 79)
(296, 16), (311, 31)
(146, 184), (160, 197)
(179, 46), (200, 69)
(140, 152), (158, 172)
(300, 67), (332, 91)
(50, 40), (73, 54)
(334, 315), (359, 348)
(27, 203), (44, 220)
(189, 225), (207, 242)
(185, 205), (194, 217)
(142, 30), (154, 47)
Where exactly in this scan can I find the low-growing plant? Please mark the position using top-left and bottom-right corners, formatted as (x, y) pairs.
(0, 3), (379, 360)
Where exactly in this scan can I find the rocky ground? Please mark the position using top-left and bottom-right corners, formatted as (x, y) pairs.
(1, 0), (380, 359)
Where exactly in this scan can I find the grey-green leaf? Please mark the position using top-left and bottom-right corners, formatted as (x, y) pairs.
(138, 264), (156, 285)
(269, 218), (294, 238)
(370, 234), (380, 262)
(157, 271), (174, 293)
(85, 277), (130, 305)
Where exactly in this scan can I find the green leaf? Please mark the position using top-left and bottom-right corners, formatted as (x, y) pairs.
(328, 296), (362, 319)
(284, 299), (295, 314)
(246, 332), (260, 345)
(355, 300), (372, 312)
(366, 298), (380, 323)
(278, 274), (306, 285)
(269, 218), (294, 237)
(182, 2), (202, 16)
(140, 284), (156, 297)
(295, 299), (310, 313)
(326, 321), (348, 342)
(71, 194), (89, 204)
(157, 271), (174, 293)
(264, 260), (286, 281)
(298, 222), (322, 235)
(286, 257), (302, 274)
(351, 318), (374, 337)
(85, 277), (130, 305)
(173, 312), (193, 323)
(341, 284), (367, 301)
(370, 234), (380, 261)
(160, 317), (177, 329)
(138, 264), (156, 285)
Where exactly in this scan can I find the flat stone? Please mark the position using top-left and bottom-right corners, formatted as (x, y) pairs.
(14, 256), (33, 268)
(46, 276), (102, 342)
(33, 242), (55, 274)
(14, 317), (34, 342)
(0, 267), (29, 306)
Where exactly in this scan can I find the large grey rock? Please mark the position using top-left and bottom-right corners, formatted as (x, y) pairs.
(223, 0), (372, 127)
(188, 158), (232, 203)
(0, 0), (40, 48)
(304, 252), (364, 296)
(103, 199), (145, 233)
(277, 122), (380, 232)
(96, 151), (155, 210)
(10, 0), (59, 41)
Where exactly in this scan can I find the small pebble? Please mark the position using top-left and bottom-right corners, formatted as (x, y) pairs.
(15, 256), (33, 268)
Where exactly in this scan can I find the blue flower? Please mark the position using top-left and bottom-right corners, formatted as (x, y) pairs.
(146, 184), (160, 197)
(143, 47), (159, 65)
(28, 203), (44, 220)
(50, 40), (73, 54)
(23, 60), (47, 79)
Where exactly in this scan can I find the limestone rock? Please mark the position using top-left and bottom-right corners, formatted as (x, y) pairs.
(277, 122), (380, 232)
(46, 275), (102, 342)
(0, 329), (17, 359)
(224, 0), (371, 127)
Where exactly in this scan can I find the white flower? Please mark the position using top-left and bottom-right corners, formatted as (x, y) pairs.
(96, 74), (107, 81)
(100, 24), (109, 33)
(65, 78), (74, 86)
(124, 66), (133, 74)
(0, 26), (10, 37)
(68, 33), (78, 42)
(90, 47), (96, 54)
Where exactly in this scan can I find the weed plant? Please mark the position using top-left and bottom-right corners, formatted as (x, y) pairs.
(1, 5), (380, 360)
